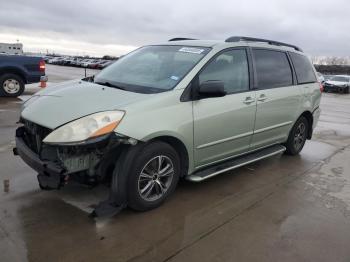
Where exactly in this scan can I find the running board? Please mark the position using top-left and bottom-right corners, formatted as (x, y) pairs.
(186, 145), (286, 182)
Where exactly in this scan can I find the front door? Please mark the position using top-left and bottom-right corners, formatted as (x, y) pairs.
(193, 48), (257, 168)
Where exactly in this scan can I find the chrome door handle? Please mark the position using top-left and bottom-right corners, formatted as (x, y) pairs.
(257, 94), (267, 102)
(243, 97), (255, 104)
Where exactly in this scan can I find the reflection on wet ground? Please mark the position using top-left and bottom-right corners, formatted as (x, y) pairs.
(1, 92), (350, 262)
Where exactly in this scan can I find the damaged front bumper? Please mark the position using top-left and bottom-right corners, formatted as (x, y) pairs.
(13, 123), (132, 189)
(14, 134), (64, 177)
(13, 120), (141, 217)
(14, 134), (65, 189)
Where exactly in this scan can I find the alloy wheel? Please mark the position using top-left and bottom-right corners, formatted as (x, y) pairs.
(138, 155), (174, 202)
(294, 122), (306, 150)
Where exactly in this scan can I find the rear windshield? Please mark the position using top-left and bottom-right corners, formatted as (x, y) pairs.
(94, 45), (211, 93)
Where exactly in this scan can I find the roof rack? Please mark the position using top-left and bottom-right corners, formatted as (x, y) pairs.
(168, 38), (197, 41)
(225, 36), (303, 52)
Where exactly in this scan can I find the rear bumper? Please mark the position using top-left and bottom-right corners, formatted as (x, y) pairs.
(26, 74), (45, 84)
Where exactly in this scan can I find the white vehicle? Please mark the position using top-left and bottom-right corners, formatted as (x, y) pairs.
(324, 75), (350, 93)
(82, 59), (100, 68)
(79, 59), (94, 67)
(75, 59), (88, 66)
(48, 57), (64, 64)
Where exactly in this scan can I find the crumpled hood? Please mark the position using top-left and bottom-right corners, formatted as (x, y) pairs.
(326, 80), (348, 86)
(21, 80), (149, 129)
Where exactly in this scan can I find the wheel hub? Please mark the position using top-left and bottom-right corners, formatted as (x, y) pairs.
(3, 79), (20, 94)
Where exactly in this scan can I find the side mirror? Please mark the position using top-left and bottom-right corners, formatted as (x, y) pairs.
(198, 80), (226, 98)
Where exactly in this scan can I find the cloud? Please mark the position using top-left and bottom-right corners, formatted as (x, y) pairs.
(0, 0), (349, 56)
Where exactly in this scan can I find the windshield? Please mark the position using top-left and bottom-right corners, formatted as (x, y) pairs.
(94, 45), (211, 93)
(330, 76), (350, 82)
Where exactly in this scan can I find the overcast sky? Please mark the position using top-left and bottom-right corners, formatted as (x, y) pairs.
(0, 0), (349, 57)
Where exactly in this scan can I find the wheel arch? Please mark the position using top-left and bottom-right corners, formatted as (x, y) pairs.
(0, 67), (27, 84)
(148, 136), (189, 177)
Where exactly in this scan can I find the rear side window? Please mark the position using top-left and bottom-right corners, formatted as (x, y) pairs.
(253, 49), (293, 89)
(289, 53), (317, 84)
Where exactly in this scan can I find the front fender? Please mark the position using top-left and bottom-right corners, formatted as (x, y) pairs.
(115, 90), (195, 174)
(118, 130), (195, 175)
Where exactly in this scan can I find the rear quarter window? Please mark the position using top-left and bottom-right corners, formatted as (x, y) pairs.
(289, 52), (317, 84)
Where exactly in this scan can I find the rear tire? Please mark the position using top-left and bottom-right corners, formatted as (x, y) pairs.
(127, 141), (180, 211)
(284, 116), (309, 155)
(0, 73), (25, 97)
(345, 86), (349, 94)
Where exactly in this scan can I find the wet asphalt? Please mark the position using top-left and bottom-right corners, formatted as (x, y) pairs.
(1, 65), (350, 262)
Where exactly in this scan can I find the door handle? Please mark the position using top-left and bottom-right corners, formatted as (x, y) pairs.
(243, 97), (255, 105)
(257, 94), (267, 102)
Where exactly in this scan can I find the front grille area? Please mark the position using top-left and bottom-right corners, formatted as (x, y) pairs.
(21, 118), (52, 154)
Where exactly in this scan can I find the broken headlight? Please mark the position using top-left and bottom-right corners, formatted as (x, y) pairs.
(43, 111), (125, 144)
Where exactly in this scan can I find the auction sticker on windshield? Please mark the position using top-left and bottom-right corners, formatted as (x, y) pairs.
(178, 47), (205, 54)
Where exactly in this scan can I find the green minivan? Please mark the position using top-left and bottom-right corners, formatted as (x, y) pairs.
(14, 36), (322, 216)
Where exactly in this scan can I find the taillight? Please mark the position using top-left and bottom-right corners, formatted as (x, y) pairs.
(39, 60), (45, 72)
(319, 82), (324, 93)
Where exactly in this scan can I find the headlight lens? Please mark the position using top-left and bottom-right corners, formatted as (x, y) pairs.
(43, 111), (125, 144)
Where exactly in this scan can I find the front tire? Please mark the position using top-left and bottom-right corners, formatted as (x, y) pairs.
(0, 73), (25, 97)
(127, 141), (180, 211)
(284, 116), (309, 155)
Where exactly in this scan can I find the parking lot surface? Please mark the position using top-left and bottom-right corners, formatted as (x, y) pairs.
(1, 65), (350, 262)
(45, 64), (99, 83)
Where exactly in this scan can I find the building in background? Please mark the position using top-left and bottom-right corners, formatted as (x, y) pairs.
(0, 43), (23, 55)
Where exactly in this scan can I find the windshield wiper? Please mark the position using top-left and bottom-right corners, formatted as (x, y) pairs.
(94, 81), (125, 90)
